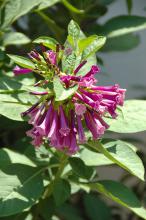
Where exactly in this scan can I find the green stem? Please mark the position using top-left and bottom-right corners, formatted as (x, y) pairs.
(36, 11), (64, 41)
(43, 153), (68, 199)
(32, 154), (68, 220)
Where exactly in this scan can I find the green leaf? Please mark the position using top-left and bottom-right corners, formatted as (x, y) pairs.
(0, 102), (29, 121)
(68, 20), (80, 42)
(107, 100), (146, 133)
(0, 148), (36, 168)
(7, 54), (35, 70)
(53, 179), (71, 206)
(53, 76), (78, 101)
(40, 196), (55, 220)
(81, 138), (137, 166)
(0, 164), (44, 216)
(88, 140), (145, 181)
(81, 148), (113, 166)
(33, 36), (58, 50)
(78, 35), (98, 53)
(1, 0), (44, 29)
(89, 180), (146, 219)
(84, 194), (112, 220)
(102, 33), (140, 52)
(36, 0), (60, 10)
(62, 51), (77, 73)
(69, 157), (93, 179)
(3, 32), (30, 47)
(57, 203), (83, 220)
(103, 16), (146, 38)
(82, 36), (106, 60)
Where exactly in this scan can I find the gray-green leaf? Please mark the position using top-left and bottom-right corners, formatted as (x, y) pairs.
(89, 180), (146, 219)
(0, 164), (44, 216)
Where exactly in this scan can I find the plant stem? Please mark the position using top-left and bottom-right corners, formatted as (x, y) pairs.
(32, 153), (68, 220)
(43, 153), (68, 199)
(36, 11), (64, 41)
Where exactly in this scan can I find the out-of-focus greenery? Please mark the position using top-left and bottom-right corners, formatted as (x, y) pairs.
(1, 1), (146, 220)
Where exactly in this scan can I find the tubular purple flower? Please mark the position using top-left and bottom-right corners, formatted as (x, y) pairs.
(59, 106), (70, 137)
(21, 102), (39, 117)
(75, 103), (86, 116)
(74, 60), (87, 74)
(30, 91), (48, 95)
(84, 111), (100, 139)
(85, 65), (100, 77)
(48, 110), (59, 140)
(36, 103), (53, 135)
(77, 115), (86, 144)
(13, 66), (32, 76)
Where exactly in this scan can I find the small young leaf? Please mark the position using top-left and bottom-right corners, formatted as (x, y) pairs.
(82, 36), (106, 60)
(68, 20), (80, 42)
(62, 51), (76, 73)
(53, 76), (78, 101)
(7, 54), (35, 69)
(78, 35), (98, 53)
(33, 36), (58, 50)
(69, 157), (93, 179)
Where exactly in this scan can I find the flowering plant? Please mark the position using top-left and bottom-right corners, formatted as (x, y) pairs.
(0, 20), (146, 220)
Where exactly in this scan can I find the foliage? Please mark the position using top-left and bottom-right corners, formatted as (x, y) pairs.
(0, 1), (146, 220)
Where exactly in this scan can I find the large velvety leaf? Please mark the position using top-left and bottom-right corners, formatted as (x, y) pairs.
(0, 102), (29, 121)
(88, 140), (145, 181)
(36, 0), (60, 10)
(81, 139), (137, 166)
(103, 15), (146, 38)
(0, 164), (44, 216)
(102, 33), (140, 52)
(89, 180), (146, 219)
(0, 148), (36, 168)
(57, 203), (83, 220)
(107, 100), (146, 133)
(3, 32), (30, 47)
(53, 76), (78, 101)
(1, 0), (43, 29)
(7, 54), (35, 70)
(84, 194), (112, 220)
(53, 179), (71, 206)
(33, 36), (58, 50)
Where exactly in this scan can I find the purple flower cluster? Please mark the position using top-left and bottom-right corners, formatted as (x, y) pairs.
(13, 46), (126, 154)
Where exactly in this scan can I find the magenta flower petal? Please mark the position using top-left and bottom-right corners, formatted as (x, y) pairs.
(46, 50), (57, 65)
(75, 103), (86, 116)
(13, 66), (32, 76)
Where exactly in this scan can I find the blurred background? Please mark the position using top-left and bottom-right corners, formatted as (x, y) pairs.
(0, 0), (146, 219)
